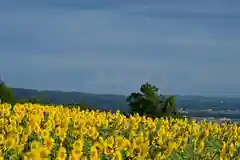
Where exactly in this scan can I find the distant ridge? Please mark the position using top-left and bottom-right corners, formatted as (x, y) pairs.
(11, 87), (130, 112)
(10, 87), (240, 114)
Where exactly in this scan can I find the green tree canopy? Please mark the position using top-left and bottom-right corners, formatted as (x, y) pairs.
(0, 80), (15, 104)
(126, 82), (180, 118)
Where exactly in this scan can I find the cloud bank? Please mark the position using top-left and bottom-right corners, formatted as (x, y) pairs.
(1, 0), (240, 96)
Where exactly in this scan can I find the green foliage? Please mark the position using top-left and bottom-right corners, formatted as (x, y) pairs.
(126, 82), (182, 118)
(0, 81), (15, 104)
(3, 148), (20, 160)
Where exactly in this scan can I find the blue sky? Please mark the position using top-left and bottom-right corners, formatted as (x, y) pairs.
(1, 0), (240, 96)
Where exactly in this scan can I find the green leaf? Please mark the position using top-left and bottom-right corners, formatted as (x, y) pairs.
(169, 151), (184, 160)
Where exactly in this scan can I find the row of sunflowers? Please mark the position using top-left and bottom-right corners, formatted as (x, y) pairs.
(0, 103), (240, 160)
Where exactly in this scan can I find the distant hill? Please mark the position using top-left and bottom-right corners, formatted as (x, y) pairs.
(10, 87), (240, 115)
(11, 88), (130, 112)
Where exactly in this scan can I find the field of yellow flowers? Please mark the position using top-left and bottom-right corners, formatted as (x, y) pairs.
(0, 103), (240, 160)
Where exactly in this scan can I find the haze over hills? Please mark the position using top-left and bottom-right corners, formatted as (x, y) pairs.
(11, 87), (240, 121)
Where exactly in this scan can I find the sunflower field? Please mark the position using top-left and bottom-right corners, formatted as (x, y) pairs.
(0, 103), (240, 160)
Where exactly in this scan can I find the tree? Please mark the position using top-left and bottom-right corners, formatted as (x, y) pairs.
(127, 92), (144, 115)
(0, 79), (15, 104)
(162, 96), (176, 116)
(126, 82), (179, 118)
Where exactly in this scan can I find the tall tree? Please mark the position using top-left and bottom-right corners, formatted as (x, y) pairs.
(127, 92), (144, 115)
(127, 82), (180, 118)
(0, 78), (15, 104)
